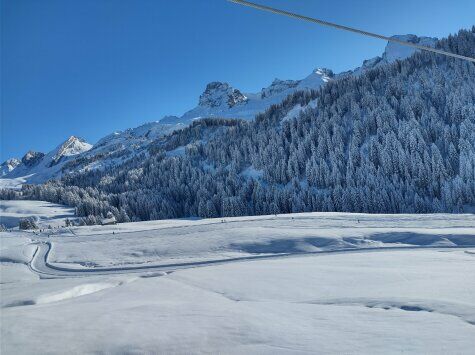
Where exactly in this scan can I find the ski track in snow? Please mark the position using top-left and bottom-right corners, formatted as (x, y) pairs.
(28, 240), (475, 278)
(14, 210), (474, 278)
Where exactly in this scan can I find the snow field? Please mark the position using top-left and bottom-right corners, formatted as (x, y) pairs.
(1, 201), (474, 354)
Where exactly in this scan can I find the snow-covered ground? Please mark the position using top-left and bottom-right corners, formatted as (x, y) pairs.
(0, 200), (75, 229)
(0, 175), (33, 190)
(1, 201), (474, 354)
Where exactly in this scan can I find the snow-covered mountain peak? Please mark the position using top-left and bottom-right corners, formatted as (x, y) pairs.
(198, 82), (248, 108)
(56, 136), (92, 157)
(0, 158), (21, 176)
(383, 34), (437, 63)
(49, 136), (92, 167)
(21, 151), (45, 167)
(2, 158), (20, 169)
(260, 68), (333, 99)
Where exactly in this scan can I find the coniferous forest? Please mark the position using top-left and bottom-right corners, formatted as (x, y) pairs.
(3, 28), (475, 223)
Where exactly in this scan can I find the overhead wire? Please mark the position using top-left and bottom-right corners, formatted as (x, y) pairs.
(228, 0), (475, 64)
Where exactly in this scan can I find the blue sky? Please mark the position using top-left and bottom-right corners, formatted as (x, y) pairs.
(2, 0), (474, 161)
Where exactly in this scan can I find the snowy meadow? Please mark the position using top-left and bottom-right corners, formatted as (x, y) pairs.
(1, 201), (474, 354)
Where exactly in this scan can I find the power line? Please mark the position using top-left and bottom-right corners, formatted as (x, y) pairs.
(228, 0), (475, 64)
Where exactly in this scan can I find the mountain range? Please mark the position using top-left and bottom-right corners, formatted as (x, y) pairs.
(3, 27), (474, 220)
(0, 34), (437, 188)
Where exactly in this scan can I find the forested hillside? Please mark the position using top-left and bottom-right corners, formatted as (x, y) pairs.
(3, 28), (474, 223)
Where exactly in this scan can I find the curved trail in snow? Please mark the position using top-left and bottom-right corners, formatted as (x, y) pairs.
(29, 241), (475, 278)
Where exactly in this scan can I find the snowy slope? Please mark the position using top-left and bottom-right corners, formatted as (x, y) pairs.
(70, 121), (183, 170)
(0, 34), (437, 187)
(1, 207), (474, 354)
(0, 200), (75, 229)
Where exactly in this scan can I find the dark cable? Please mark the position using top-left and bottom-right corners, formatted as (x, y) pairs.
(229, 0), (475, 63)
